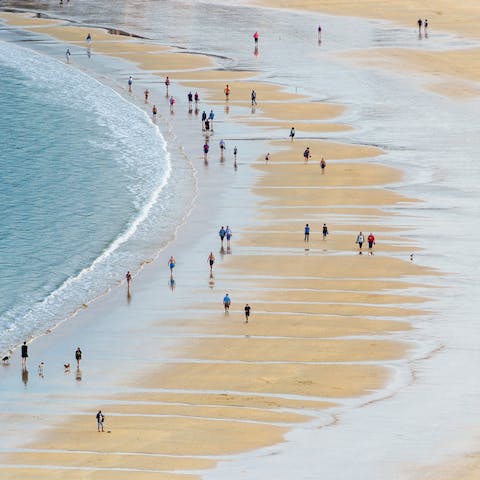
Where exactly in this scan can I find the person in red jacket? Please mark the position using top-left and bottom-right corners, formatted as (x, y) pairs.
(367, 233), (375, 251)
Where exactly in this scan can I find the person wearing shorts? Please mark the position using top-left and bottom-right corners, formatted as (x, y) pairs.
(223, 293), (231, 311)
(96, 410), (104, 432)
(244, 304), (251, 323)
(304, 224), (310, 242)
(168, 256), (176, 273)
(208, 252), (215, 273)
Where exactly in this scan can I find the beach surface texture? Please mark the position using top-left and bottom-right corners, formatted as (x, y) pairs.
(0, 1), (479, 479)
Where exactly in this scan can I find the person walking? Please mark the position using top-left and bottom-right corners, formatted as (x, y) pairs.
(65, 48), (71, 62)
(304, 223), (310, 242)
(96, 410), (105, 432)
(424, 18), (429, 34)
(201, 110), (207, 130)
(21, 341), (28, 370)
(224, 84), (231, 100)
(203, 142), (209, 159)
(367, 232), (376, 252)
(322, 223), (329, 240)
(219, 226), (226, 245)
(289, 127), (295, 141)
(417, 18), (422, 34)
(75, 347), (82, 367)
(244, 304), (251, 323)
(251, 90), (257, 106)
(208, 252), (215, 274)
(318, 24), (322, 42)
(169, 96), (175, 113)
(225, 226), (233, 248)
(223, 293), (231, 312)
(219, 139), (226, 157)
(253, 31), (259, 44)
(188, 91), (193, 105)
(128, 76), (133, 92)
(208, 110), (215, 130)
(144, 88), (149, 103)
(320, 157), (326, 172)
(86, 33), (92, 45)
(303, 146), (311, 162)
(168, 256), (176, 274)
(165, 75), (170, 94)
(356, 231), (364, 253)
(265, 152), (270, 162)
(194, 91), (199, 104)
(233, 146), (238, 160)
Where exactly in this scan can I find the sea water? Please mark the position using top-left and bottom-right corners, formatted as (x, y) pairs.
(0, 39), (194, 355)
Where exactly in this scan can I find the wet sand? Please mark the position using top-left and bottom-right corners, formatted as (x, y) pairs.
(0, 7), (440, 480)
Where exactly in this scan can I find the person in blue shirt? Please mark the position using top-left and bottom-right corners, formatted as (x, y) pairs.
(304, 223), (310, 242)
(219, 226), (226, 245)
(223, 293), (231, 312)
(208, 110), (215, 130)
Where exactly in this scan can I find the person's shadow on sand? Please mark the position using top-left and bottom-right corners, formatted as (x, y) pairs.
(22, 368), (29, 387)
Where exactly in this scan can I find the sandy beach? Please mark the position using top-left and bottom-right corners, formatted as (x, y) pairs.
(0, 2), (478, 479)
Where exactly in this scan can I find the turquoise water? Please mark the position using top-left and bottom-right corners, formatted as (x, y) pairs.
(0, 41), (178, 353)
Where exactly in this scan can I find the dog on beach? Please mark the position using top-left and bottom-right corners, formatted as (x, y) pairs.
(2, 355), (10, 364)
(64, 363), (70, 372)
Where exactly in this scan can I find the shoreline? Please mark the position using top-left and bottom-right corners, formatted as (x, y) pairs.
(0, 4), (461, 480)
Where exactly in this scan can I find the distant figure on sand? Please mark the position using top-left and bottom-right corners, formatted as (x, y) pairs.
(169, 96), (175, 113)
(65, 48), (71, 62)
(203, 142), (209, 158)
(96, 410), (105, 432)
(219, 139), (226, 154)
(126, 271), (132, 292)
(289, 127), (295, 141)
(75, 347), (82, 367)
(244, 304), (251, 323)
(165, 76), (170, 93)
(21, 341), (28, 369)
(356, 231), (364, 253)
(367, 233), (376, 252)
(303, 146), (311, 161)
(304, 223), (310, 242)
(265, 152), (270, 162)
(168, 256), (176, 273)
(225, 226), (232, 248)
(251, 90), (257, 106)
(201, 110), (207, 129)
(208, 110), (215, 130)
(253, 31), (259, 44)
(234, 146), (238, 160)
(208, 252), (215, 273)
(188, 91), (193, 104)
(194, 91), (199, 103)
(320, 157), (326, 172)
(144, 88), (149, 103)
(152, 105), (157, 117)
(219, 226), (226, 245)
(318, 24), (322, 42)
(224, 84), (230, 100)
(86, 33), (91, 45)
(424, 18), (429, 35)
(223, 293), (231, 311)
(417, 18), (422, 33)
(128, 76), (133, 92)
(322, 223), (329, 240)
